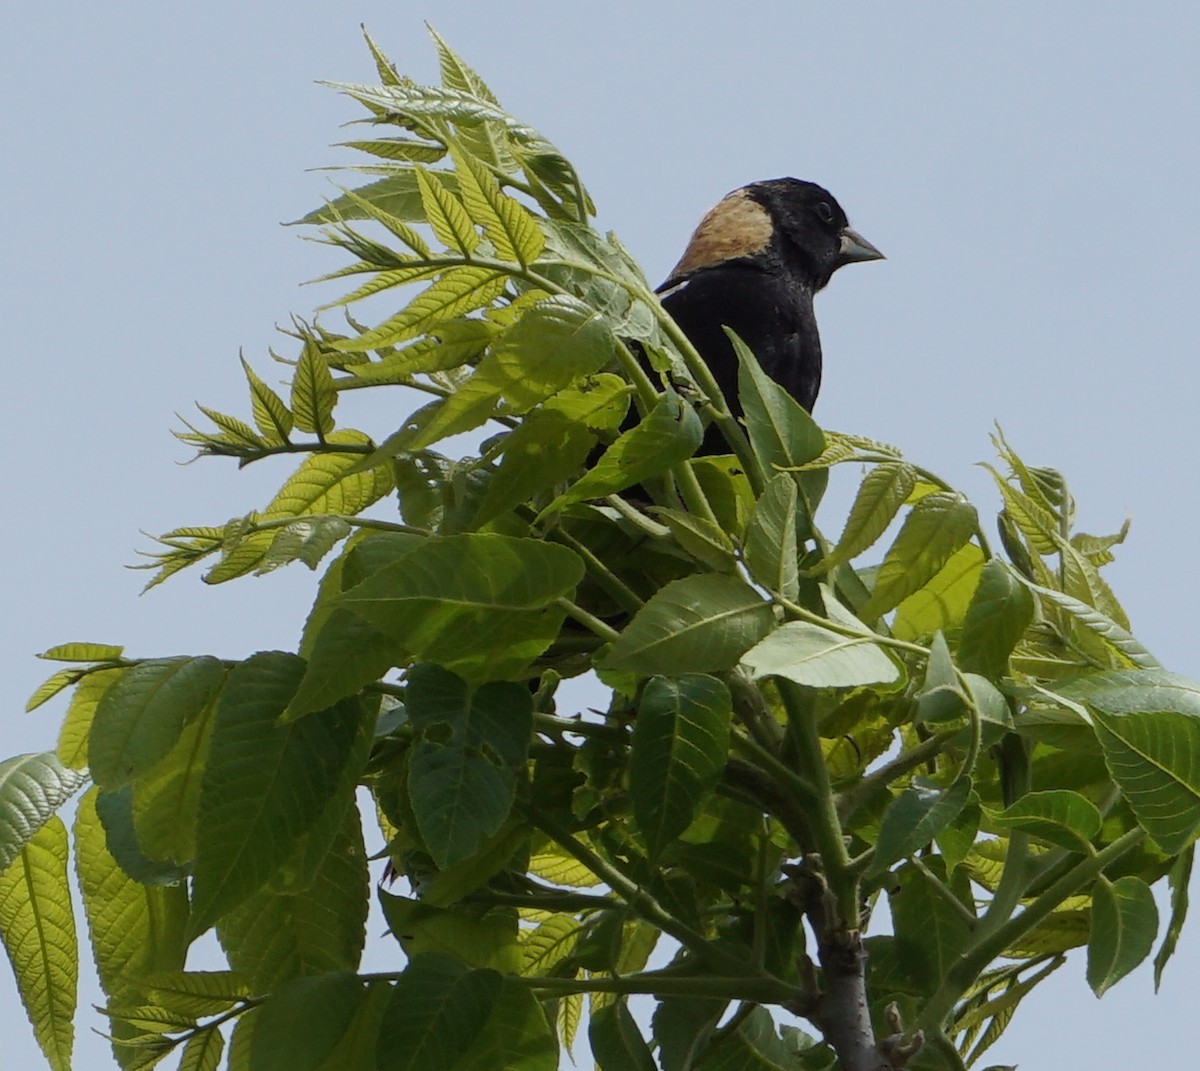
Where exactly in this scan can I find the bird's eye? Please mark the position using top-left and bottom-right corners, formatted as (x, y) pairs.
(815, 201), (835, 224)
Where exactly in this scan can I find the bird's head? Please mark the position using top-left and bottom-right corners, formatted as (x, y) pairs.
(665, 177), (883, 291)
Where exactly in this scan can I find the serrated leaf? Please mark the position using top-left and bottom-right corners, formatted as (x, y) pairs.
(56, 668), (124, 768)
(729, 330), (824, 472)
(217, 805), (368, 990)
(450, 147), (543, 264)
(291, 341), (337, 435)
(335, 137), (446, 164)
(257, 517), (353, 574)
(379, 891), (520, 970)
(602, 574), (774, 676)
(333, 533), (583, 678)
(339, 267), (508, 352)
(375, 954), (502, 1071)
(415, 165), (479, 254)
(97, 786), (190, 886)
(143, 970), (250, 1018)
(131, 704), (214, 866)
(251, 971), (365, 1071)
(869, 779), (973, 877)
(0, 816), (76, 1071)
(38, 642), (125, 663)
(956, 559), (1035, 679)
(520, 913), (582, 975)
(1088, 876), (1158, 997)
(26, 667), (88, 713)
(177, 1027), (224, 1071)
(1154, 845), (1192, 989)
(548, 394), (704, 510)
(743, 474), (800, 600)
(88, 656), (226, 788)
(1020, 579), (1159, 670)
(652, 508), (737, 572)
(892, 542), (986, 642)
(739, 619), (901, 689)
(190, 654), (367, 934)
(589, 999), (656, 1071)
(0, 753), (88, 876)
(863, 493), (979, 620)
(824, 462), (916, 568)
(75, 789), (189, 1010)
(985, 790), (1101, 853)
(1090, 705), (1200, 854)
(473, 411), (594, 524)
(405, 663), (532, 867)
(241, 357), (293, 443)
(409, 295), (616, 451)
(630, 675), (732, 858)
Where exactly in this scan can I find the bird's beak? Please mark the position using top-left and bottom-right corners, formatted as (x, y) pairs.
(837, 227), (885, 265)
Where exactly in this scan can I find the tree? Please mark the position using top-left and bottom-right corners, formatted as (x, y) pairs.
(2, 27), (1198, 1071)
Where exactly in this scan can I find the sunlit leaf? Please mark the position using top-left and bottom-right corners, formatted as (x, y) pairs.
(1087, 876), (1158, 997)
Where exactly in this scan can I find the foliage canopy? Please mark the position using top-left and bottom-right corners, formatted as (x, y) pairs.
(3, 27), (1199, 1071)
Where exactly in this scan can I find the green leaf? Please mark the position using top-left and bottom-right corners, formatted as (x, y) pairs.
(330, 533), (581, 682)
(241, 356), (293, 443)
(131, 705), (214, 866)
(258, 517), (353, 575)
(0, 816), (76, 1071)
(1020, 580), (1160, 670)
(450, 147), (544, 265)
(375, 954), (502, 1071)
(143, 970), (250, 1018)
(217, 805), (368, 990)
(1087, 876), (1158, 997)
(56, 668), (124, 768)
(548, 394), (703, 509)
(88, 656), (225, 788)
(863, 492), (978, 619)
(411, 296), (616, 450)
(292, 340), (337, 435)
(589, 999), (656, 1071)
(1153, 845), (1192, 989)
(473, 411), (595, 524)
(957, 559), (1035, 679)
(37, 642), (125, 663)
(824, 461), (916, 568)
(178, 1026), (224, 1071)
(0, 752), (89, 874)
(290, 608), (405, 719)
(405, 664), (533, 867)
(743, 474), (800, 600)
(379, 892), (520, 970)
(985, 790), (1101, 853)
(892, 542), (986, 642)
(739, 620), (901, 689)
(452, 981), (557, 1071)
(730, 330), (824, 471)
(340, 268), (508, 352)
(888, 859), (973, 997)
(602, 574), (774, 676)
(415, 165), (479, 254)
(870, 779), (973, 877)
(1090, 705), (1200, 854)
(191, 653), (367, 934)
(96, 786), (190, 885)
(76, 790), (189, 1023)
(630, 675), (732, 858)
(251, 971), (365, 1071)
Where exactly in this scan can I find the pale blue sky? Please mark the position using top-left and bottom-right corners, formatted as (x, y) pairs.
(3, 3), (1200, 1068)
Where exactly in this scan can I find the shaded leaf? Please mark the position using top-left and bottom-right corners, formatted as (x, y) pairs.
(743, 474), (800, 600)
(870, 779), (973, 877)
(957, 559), (1035, 679)
(405, 664), (532, 867)
(1088, 876), (1158, 997)
(630, 675), (732, 857)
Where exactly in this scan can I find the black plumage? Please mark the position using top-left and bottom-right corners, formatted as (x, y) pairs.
(656, 178), (883, 452)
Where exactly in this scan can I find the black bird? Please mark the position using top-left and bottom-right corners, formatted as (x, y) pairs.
(656, 178), (883, 451)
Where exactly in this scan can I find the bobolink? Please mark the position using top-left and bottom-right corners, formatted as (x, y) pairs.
(658, 178), (883, 452)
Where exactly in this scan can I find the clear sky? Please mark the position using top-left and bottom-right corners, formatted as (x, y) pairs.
(3, 3), (1199, 1068)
